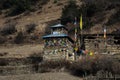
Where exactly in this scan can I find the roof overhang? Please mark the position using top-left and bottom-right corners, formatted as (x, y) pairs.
(42, 34), (74, 43)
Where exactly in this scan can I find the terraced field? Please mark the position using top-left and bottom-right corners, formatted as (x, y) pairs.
(0, 72), (82, 80)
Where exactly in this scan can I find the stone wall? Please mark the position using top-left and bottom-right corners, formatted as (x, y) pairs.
(84, 37), (120, 54)
(43, 38), (74, 60)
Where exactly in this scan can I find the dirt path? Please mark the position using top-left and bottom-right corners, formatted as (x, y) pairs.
(0, 72), (82, 80)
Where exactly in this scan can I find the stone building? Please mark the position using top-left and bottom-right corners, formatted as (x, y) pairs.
(84, 34), (120, 54)
(42, 24), (74, 60)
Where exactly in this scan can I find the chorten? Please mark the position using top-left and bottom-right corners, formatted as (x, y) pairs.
(43, 24), (74, 60)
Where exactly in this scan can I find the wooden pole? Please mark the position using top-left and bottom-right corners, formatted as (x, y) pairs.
(81, 29), (82, 49)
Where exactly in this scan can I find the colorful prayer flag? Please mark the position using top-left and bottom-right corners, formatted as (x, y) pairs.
(74, 47), (78, 51)
(104, 28), (106, 39)
(80, 14), (83, 30)
(74, 17), (77, 42)
(89, 51), (93, 56)
(74, 17), (77, 25)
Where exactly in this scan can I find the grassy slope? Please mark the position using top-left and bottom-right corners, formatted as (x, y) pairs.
(0, 0), (120, 35)
(0, 72), (81, 80)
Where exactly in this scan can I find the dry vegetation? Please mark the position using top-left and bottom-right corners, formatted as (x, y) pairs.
(38, 55), (120, 76)
(0, 55), (119, 80)
(0, 72), (81, 80)
(0, 0), (119, 45)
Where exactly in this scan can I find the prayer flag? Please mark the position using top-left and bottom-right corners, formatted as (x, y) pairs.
(80, 14), (83, 30)
(104, 28), (106, 39)
(74, 17), (77, 41)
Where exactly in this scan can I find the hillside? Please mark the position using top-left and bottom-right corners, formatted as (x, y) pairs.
(0, 0), (66, 33)
(0, 72), (81, 80)
(0, 0), (120, 44)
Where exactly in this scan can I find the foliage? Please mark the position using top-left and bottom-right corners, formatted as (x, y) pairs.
(69, 55), (120, 76)
(8, 0), (32, 16)
(61, 0), (79, 25)
(26, 23), (37, 33)
(53, 0), (59, 3)
(37, 55), (120, 76)
(28, 53), (43, 64)
(0, 24), (16, 36)
(0, 58), (9, 66)
(0, 0), (49, 16)
(61, 0), (94, 29)
(14, 31), (25, 44)
(39, 59), (70, 73)
(83, 70), (119, 80)
(28, 52), (43, 72)
(107, 9), (120, 25)
(61, 0), (120, 29)
(0, 36), (6, 44)
(27, 55), (120, 77)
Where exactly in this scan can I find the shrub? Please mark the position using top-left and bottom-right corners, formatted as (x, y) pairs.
(14, 32), (25, 44)
(0, 24), (16, 36)
(0, 0), (49, 16)
(112, 61), (120, 74)
(61, 0), (79, 25)
(40, 0), (50, 5)
(61, 0), (94, 29)
(28, 52), (43, 72)
(53, 0), (58, 3)
(8, 0), (34, 16)
(0, 0), (13, 10)
(0, 36), (6, 44)
(107, 9), (120, 25)
(0, 10), (2, 14)
(0, 58), (9, 66)
(93, 56), (114, 72)
(30, 35), (39, 40)
(69, 57), (94, 76)
(0, 52), (8, 57)
(39, 59), (70, 73)
(68, 55), (120, 76)
(83, 70), (119, 80)
(28, 53), (43, 64)
(26, 23), (37, 33)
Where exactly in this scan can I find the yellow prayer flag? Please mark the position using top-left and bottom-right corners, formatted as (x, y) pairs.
(80, 14), (83, 30)
(89, 51), (93, 56)
(74, 47), (78, 51)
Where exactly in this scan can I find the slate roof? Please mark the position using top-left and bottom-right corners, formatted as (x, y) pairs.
(51, 24), (64, 28)
(51, 24), (68, 30)
(42, 33), (74, 43)
(42, 33), (68, 38)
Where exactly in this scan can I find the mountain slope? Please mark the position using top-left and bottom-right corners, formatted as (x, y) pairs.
(0, 0), (120, 40)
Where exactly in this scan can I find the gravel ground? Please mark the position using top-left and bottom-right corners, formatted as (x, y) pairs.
(0, 72), (82, 80)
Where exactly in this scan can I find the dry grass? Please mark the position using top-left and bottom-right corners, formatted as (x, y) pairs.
(0, 72), (81, 80)
(68, 55), (120, 76)
(39, 59), (70, 73)
(83, 70), (120, 80)
(0, 54), (119, 80)
(0, 44), (44, 58)
(33, 55), (120, 77)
